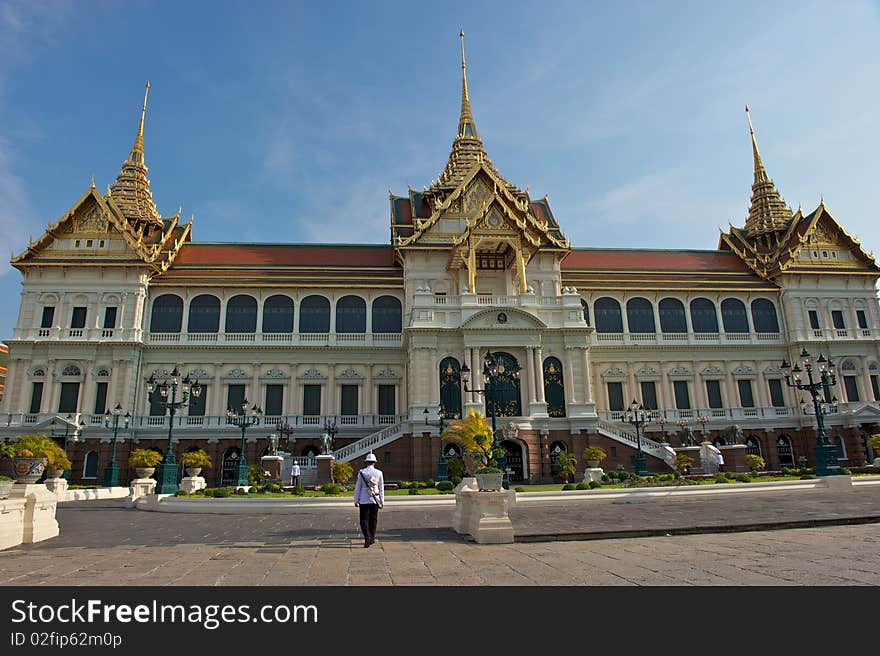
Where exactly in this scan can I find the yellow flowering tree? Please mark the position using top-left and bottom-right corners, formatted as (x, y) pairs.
(440, 410), (503, 473)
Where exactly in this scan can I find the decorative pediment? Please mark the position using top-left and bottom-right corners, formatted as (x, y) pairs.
(668, 366), (691, 377)
(338, 367), (363, 379)
(226, 368), (248, 379)
(732, 365), (755, 376)
(702, 366), (724, 377)
(636, 366), (659, 378)
(603, 366), (625, 379)
(375, 367), (400, 379)
(460, 307), (547, 330)
(189, 368), (209, 379)
(263, 367), (286, 379)
(300, 367), (325, 380)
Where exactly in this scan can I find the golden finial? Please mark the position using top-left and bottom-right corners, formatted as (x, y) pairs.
(745, 105), (765, 182)
(457, 29), (477, 139)
(133, 81), (150, 156)
(90, 175), (95, 189)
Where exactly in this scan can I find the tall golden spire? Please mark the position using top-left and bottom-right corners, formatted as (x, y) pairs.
(108, 82), (162, 225)
(435, 30), (494, 189)
(742, 105), (792, 240)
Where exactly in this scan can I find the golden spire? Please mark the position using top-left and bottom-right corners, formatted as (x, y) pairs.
(458, 29), (477, 139)
(108, 81), (162, 225)
(742, 105), (792, 240)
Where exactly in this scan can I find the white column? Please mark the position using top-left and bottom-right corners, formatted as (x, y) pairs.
(326, 365), (336, 416)
(251, 364), (261, 409)
(526, 347), (537, 404)
(81, 366), (94, 416)
(581, 348), (593, 402)
(44, 360), (57, 413)
(534, 347), (546, 403)
(430, 350), (438, 405)
(628, 366), (637, 405)
(565, 348), (578, 404)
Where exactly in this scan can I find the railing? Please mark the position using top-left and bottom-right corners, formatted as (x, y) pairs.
(590, 331), (782, 345)
(332, 422), (406, 462)
(598, 405), (808, 423)
(595, 420), (675, 468)
(130, 413), (409, 430)
(146, 332), (403, 347)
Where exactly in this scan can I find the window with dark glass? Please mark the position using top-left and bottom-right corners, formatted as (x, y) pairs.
(149, 390), (166, 416)
(336, 296), (367, 333)
(768, 379), (785, 407)
(149, 294), (183, 333)
(737, 379), (755, 408)
(302, 385), (321, 416)
(831, 310), (846, 330)
(808, 310), (820, 329)
(58, 382), (80, 413)
(673, 381), (690, 409)
(871, 375), (880, 401)
(606, 382), (624, 411)
(639, 381), (658, 410)
(721, 299), (749, 333)
(29, 382), (43, 414)
(187, 386), (206, 416)
(594, 298), (623, 333)
(705, 380), (723, 409)
(103, 307), (117, 329)
(94, 382), (108, 415)
(71, 307), (87, 329)
(299, 296), (330, 333)
(227, 384), (246, 413)
(378, 385), (395, 415)
(225, 295), (257, 333)
(658, 298), (687, 333)
(626, 298), (655, 333)
(689, 298), (718, 333)
(188, 294), (221, 333)
(750, 299), (779, 333)
(341, 384), (358, 416)
(83, 451), (99, 479)
(262, 295), (294, 333)
(40, 306), (55, 328)
(372, 296), (402, 333)
(843, 376), (860, 402)
(265, 385), (283, 416)
(857, 310), (868, 329)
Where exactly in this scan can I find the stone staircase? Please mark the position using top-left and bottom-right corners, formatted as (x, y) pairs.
(331, 422), (407, 463)
(595, 420), (677, 470)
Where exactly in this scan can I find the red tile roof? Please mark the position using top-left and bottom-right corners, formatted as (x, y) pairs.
(562, 249), (752, 272)
(173, 244), (398, 268)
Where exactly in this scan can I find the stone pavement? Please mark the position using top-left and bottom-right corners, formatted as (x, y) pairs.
(1, 481), (880, 585)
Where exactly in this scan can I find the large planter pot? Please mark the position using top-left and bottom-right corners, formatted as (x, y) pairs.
(134, 467), (155, 479)
(0, 479), (14, 499)
(184, 467), (202, 477)
(12, 456), (48, 484)
(49, 469), (65, 479)
(586, 460), (601, 468)
(475, 472), (504, 491)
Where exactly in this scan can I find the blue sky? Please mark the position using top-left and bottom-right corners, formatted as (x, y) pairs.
(1, 0), (879, 342)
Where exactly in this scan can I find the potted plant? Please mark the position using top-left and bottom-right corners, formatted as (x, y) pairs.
(129, 448), (163, 479)
(180, 449), (212, 477)
(6, 434), (68, 484)
(552, 450), (578, 483)
(441, 410), (505, 490)
(745, 453), (765, 473)
(582, 446), (608, 468)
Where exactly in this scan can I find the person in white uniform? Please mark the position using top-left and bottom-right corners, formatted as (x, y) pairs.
(290, 461), (301, 486)
(353, 452), (384, 548)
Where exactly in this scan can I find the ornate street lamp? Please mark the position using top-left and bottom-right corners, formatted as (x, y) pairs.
(423, 405), (457, 482)
(623, 400), (649, 476)
(146, 367), (202, 494)
(696, 415), (709, 438)
(461, 352), (522, 490)
(654, 414), (669, 442)
(781, 350), (842, 476)
(50, 414), (85, 481)
(102, 404), (130, 487)
(227, 399), (263, 487)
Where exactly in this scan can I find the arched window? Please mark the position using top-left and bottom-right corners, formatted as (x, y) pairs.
(690, 298), (718, 333)
(220, 447), (241, 486)
(659, 298), (687, 333)
(543, 357), (566, 417)
(299, 296), (330, 333)
(83, 451), (99, 479)
(439, 357), (462, 419)
(750, 299), (779, 333)
(487, 352), (522, 417)
(188, 294), (220, 333)
(225, 295), (257, 333)
(336, 295), (366, 333)
(745, 436), (762, 456)
(626, 298), (655, 333)
(150, 294), (183, 333)
(834, 436), (846, 460)
(549, 441), (567, 475)
(721, 298), (749, 333)
(61, 365), (81, 376)
(262, 295), (294, 333)
(580, 299), (590, 326)
(594, 297), (623, 333)
(372, 296), (402, 333)
(776, 435), (793, 467)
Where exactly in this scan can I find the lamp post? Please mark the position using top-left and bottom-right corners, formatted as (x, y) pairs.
(227, 400), (263, 487)
(623, 400), (649, 476)
(696, 415), (709, 439)
(423, 405), (456, 482)
(50, 414), (85, 481)
(146, 367), (202, 494)
(781, 349), (842, 476)
(275, 421), (295, 452)
(461, 352), (521, 490)
(102, 404), (130, 487)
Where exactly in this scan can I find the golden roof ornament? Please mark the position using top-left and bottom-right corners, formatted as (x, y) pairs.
(743, 105), (792, 240)
(107, 81), (163, 226)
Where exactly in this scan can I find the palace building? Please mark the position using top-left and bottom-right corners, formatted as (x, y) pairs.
(2, 38), (880, 487)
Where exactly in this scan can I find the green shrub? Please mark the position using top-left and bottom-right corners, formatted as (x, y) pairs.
(267, 483), (282, 493)
(436, 481), (454, 491)
(320, 483), (341, 495)
(658, 473), (674, 481)
(714, 474), (729, 483)
(840, 467), (852, 475)
(735, 474), (752, 483)
(247, 464), (265, 486)
(174, 490), (189, 497)
(745, 454), (765, 471)
(212, 487), (229, 498)
(291, 485), (306, 496)
(781, 467), (796, 476)
(562, 483), (576, 490)
(601, 473), (610, 482)
(408, 487), (420, 495)
(413, 481), (426, 489)
(450, 476), (462, 487)
(398, 480), (411, 489)
(256, 486), (268, 494)
(800, 474), (816, 480)
(576, 482), (588, 490)
(514, 486), (525, 493)
(426, 479), (436, 488)
(617, 471), (630, 481)
(331, 461), (353, 485)
(588, 480), (602, 489)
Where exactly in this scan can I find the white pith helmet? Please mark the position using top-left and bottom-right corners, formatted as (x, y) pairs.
(365, 452), (377, 462)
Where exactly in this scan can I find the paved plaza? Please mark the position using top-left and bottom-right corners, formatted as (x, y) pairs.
(2, 481), (880, 586)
